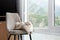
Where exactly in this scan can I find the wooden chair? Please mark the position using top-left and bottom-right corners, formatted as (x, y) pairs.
(6, 12), (32, 40)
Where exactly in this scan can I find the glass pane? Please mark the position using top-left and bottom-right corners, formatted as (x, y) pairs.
(55, 0), (60, 26)
(27, 0), (48, 29)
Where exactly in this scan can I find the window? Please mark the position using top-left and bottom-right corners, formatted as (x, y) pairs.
(27, 0), (48, 29)
(55, 0), (60, 26)
(21, 0), (60, 31)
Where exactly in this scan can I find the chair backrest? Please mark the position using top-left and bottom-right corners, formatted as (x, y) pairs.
(6, 12), (21, 32)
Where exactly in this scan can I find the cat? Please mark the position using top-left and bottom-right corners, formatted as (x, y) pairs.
(14, 21), (33, 33)
(23, 21), (33, 33)
(14, 22), (24, 30)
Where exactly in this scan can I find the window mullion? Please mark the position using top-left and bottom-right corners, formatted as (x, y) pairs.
(21, 0), (28, 22)
(25, 0), (28, 22)
(48, 0), (53, 28)
(48, 0), (55, 28)
(52, 0), (55, 27)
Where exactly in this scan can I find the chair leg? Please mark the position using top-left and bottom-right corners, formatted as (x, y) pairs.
(8, 34), (11, 40)
(29, 34), (32, 40)
(14, 35), (16, 40)
(18, 35), (19, 40)
(20, 34), (22, 40)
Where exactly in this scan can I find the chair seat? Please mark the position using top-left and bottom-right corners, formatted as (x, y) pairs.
(8, 30), (32, 40)
(9, 30), (30, 34)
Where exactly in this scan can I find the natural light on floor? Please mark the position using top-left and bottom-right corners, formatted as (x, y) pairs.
(24, 32), (60, 40)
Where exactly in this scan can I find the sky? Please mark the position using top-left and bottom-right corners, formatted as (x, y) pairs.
(29, 0), (48, 6)
(29, 0), (60, 6)
(55, 0), (60, 6)
(28, 0), (60, 16)
(55, 0), (60, 16)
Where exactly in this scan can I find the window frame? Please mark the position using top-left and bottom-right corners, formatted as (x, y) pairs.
(20, 0), (60, 33)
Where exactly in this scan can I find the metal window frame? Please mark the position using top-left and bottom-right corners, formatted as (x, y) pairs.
(20, 0), (60, 33)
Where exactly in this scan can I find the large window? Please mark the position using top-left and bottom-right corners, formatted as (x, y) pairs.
(27, 0), (48, 29)
(55, 0), (60, 26)
(21, 0), (60, 31)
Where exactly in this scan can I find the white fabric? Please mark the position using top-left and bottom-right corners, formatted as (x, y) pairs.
(6, 12), (33, 34)
(23, 21), (33, 33)
(15, 22), (24, 29)
(6, 12), (21, 32)
(15, 21), (33, 33)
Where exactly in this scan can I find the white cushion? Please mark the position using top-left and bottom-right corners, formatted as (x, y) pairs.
(15, 21), (33, 33)
(6, 12), (21, 31)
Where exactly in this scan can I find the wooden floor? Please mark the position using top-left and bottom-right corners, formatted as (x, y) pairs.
(0, 22), (8, 40)
(0, 22), (19, 40)
(9, 35), (18, 40)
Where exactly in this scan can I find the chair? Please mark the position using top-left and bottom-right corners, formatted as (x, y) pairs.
(6, 12), (32, 40)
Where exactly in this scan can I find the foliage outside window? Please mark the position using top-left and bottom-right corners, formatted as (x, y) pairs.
(27, 0), (48, 29)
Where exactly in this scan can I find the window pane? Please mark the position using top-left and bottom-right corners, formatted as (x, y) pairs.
(55, 0), (60, 26)
(27, 0), (48, 29)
